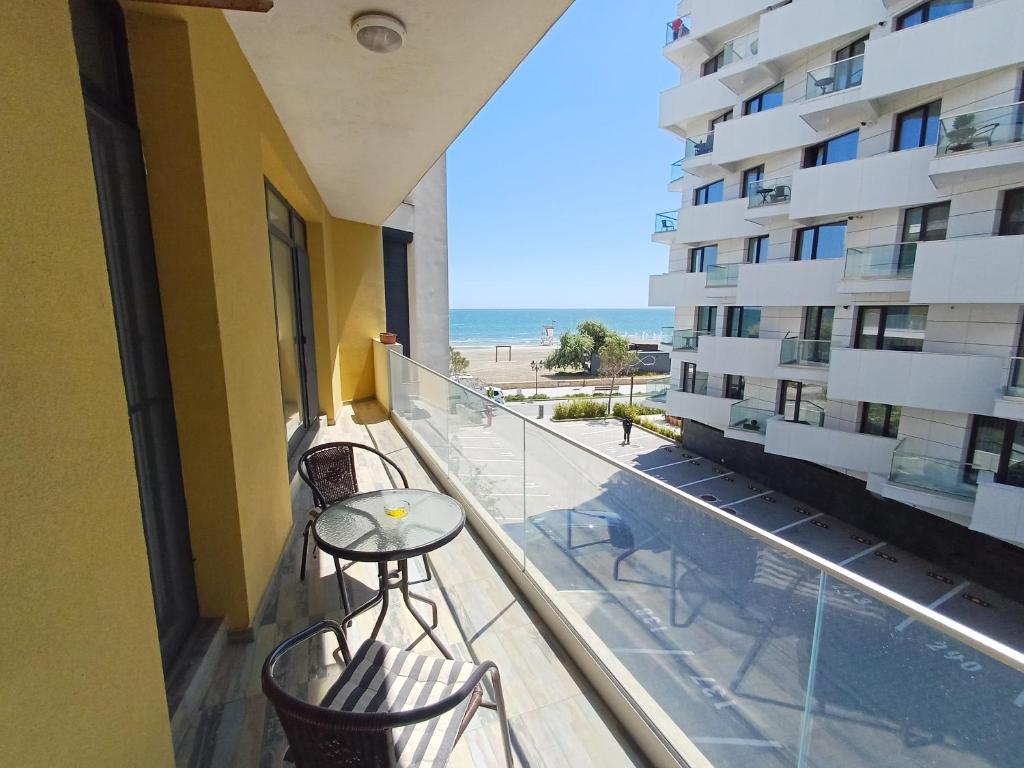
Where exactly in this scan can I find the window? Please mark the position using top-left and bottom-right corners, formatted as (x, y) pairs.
(696, 305), (717, 335)
(742, 165), (764, 199)
(694, 179), (724, 206)
(794, 221), (847, 260)
(835, 35), (868, 63)
(803, 129), (859, 167)
(894, 101), (941, 150)
(831, 35), (868, 92)
(710, 109), (733, 128)
(896, 0), (972, 31)
(702, 50), (725, 76)
(746, 235), (769, 264)
(681, 363), (708, 394)
(965, 416), (1024, 487)
(725, 306), (761, 338)
(803, 306), (834, 341)
(723, 374), (745, 400)
(855, 305), (927, 351)
(743, 82), (784, 115)
(861, 402), (901, 437)
(688, 245), (718, 273)
(898, 201), (950, 270)
(999, 188), (1024, 236)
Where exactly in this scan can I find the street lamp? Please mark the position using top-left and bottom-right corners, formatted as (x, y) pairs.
(629, 355), (656, 406)
(530, 360), (541, 396)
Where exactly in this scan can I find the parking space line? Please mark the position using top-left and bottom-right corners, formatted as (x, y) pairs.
(772, 513), (822, 533)
(677, 472), (734, 488)
(895, 582), (969, 632)
(838, 541), (887, 566)
(729, 490), (773, 506)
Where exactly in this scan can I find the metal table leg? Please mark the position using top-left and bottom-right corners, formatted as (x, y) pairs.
(399, 559), (452, 659)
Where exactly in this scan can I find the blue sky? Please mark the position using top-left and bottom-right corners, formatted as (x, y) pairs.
(447, 0), (681, 309)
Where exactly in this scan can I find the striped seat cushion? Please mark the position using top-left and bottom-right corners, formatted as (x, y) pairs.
(323, 640), (478, 768)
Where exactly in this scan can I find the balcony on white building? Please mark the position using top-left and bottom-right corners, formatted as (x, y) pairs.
(757, 0), (884, 66)
(697, 335), (783, 378)
(838, 243), (916, 295)
(652, 210), (678, 244)
(676, 197), (766, 244)
(659, 79), (735, 139)
(650, 270), (725, 307)
(867, 438), (976, 525)
(744, 174), (792, 223)
(971, 475), (1024, 546)
(909, 235), (1024, 304)
(789, 146), (939, 221)
(930, 101), (1024, 186)
(799, 54), (879, 131)
(666, 387), (737, 430)
(687, 0), (773, 50)
(711, 101), (818, 169)
(672, 328), (713, 353)
(778, 338), (833, 382)
(726, 397), (775, 443)
(668, 159), (686, 193)
(766, 415), (899, 474)
(736, 258), (843, 306)
(828, 348), (1006, 415)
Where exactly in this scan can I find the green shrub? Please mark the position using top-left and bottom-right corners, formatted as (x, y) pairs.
(504, 393), (527, 402)
(612, 403), (664, 420)
(566, 392), (595, 399)
(529, 393), (550, 400)
(639, 419), (680, 441)
(553, 400), (608, 420)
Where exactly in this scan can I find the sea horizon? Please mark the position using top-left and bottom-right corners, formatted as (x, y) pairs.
(450, 307), (672, 347)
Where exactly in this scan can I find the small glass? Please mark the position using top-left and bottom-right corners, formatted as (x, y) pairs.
(385, 498), (410, 519)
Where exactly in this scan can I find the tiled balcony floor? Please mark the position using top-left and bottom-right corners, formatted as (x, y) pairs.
(172, 401), (649, 768)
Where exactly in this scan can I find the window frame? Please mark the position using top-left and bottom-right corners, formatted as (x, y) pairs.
(688, 244), (718, 273)
(741, 164), (765, 199)
(725, 306), (762, 338)
(693, 179), (725, 206)
(965, 415), (1024, 487)
(854, 305), (928, 352)
(803, 306), (835, 341)
(681, 362), (708, 394)
(802, 129), (859, 168)
(999, 187), (1024, 236)
(702, 49), (725, 76)
(723, 374), (745, 400)
(743, 82), (784, 116)
(860, 402), (901, 438)
(746, 234), (769, 264)
(793, 221), (848, 261)
(896, 0), (973, 31)
(696, 305), (717, 335)
(893, 100), (942, 151)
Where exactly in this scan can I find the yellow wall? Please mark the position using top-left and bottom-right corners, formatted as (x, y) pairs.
(124, 4), (386, 628)
(0, 3), (173, 766)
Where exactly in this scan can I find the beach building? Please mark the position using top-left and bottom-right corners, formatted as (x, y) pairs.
(650, 0), (1024, 554)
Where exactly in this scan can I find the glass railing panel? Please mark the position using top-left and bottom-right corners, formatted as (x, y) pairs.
(665, 15), (691, 45)
(672, 329), (711, 351)
(389, 351), (1024, 768)
(938, 101), (1024, 155)
(747, 175), (792, 208)
(721, 31), (758, 66)
(670, 159), (684, 183)
(685, 130), (714, 159)
(654, 211), (678, 233)
(705, 263), (740, 287)
(644, 376), (671, 402)
(729, 398), (774, 434)
(780, 338), (832, 367)
(889, 439), (977, 499)
(805, 53), (865, 100)
(794, 400), (825, 427)
(1007, 357), (1024, 397)
(844, 243), (918, 280)
(660, 325), (675, 345)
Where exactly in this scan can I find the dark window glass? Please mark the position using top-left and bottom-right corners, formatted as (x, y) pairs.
(710, 109), (733, 128)
(803, 129), (859, 168)
(834, 35), (868, 62)
(803, 306), (835, 341)
(744, 82), (784, 116)
(694, 179), (725, 206)
(696, 306), (717, 335)
(855, 305), (927, 351)
(746, 235), (769, 264)
(965, 416), (1024, 487)
(861, 402), (901, 437)
(794, 221), (847, 260)
(681, 363), (709, 394)
(898, 202), (949, 270)
(726, 306), (761, 338)
(897, 0), (973, 30)
(779, 380), (801, 421)
(702, 50), (725, 76)
(895, 101), (942, 150)
(689, 245), (719, 273)
(999, 188), (1024, 236)
(724, 374), (745, 400)
(742, 165), (765, 198)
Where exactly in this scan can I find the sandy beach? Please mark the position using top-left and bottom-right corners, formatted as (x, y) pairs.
(452, 343), (663, 388)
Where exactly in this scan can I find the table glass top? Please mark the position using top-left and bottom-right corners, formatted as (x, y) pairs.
(313, 488), (465, 559)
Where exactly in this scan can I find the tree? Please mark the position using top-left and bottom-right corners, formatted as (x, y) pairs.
(542, 332), (594, 372)
(450, 347), (469, 377)
(576, 320), (610, 352)
(597, 333), (640, 413)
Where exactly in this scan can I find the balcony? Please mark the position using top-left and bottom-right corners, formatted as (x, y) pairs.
(746, 175), (791, 209)
(828, 348), (1005, 415)
(931, 101), (1024, 186)
(766, 416), (899, 474)
(735, 257), (843, 307)
(780, 338), (831, 368)
(868, 439), (979, 525)
(666, 387), (734, 428)
(799, 55), (878, 130)
(652, 210), (677, 244)
(972, 477), (1024, 546)
(910, 235), (1024, 304)
(704, 262), (739, 288)
(789, 146), (938, 221)
(660, 325), (675, 346)
(757, 0), (884, 65)
(649, 270), (715, 307)
(664, 15), (692, 46)
(672, 328), (712, 352)
(839, 243), (916, 294)
(386, 352), (1024, 768)
(668, 159), (685, 192)
(697, 334), (783, 378)
(676, 197), (765, 244)
(714, 31), (772, 93)
(640, 375), (672, 409)
(659, 78), (734, 141)
(726, 397), (774, 442)
(711, 101), (818, 168)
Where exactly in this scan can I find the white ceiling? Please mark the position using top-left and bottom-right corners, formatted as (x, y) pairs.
(227, 0), (571, 225)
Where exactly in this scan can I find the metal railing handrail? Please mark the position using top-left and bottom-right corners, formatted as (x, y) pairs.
(806, 52), (865, 77)
(390, 348), (1024, 673)
(937, 98), (1024, 122)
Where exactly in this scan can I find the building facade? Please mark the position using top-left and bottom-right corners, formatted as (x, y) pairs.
(651, 0), (1024, 545)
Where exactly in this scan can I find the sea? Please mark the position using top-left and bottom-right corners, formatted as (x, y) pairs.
(450, 308), (673, 347)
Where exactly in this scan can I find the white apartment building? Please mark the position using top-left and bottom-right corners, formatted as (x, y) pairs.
(650, 0), (1024, 545)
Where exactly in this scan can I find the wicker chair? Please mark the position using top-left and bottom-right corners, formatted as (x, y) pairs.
(262, 620), (514, 768)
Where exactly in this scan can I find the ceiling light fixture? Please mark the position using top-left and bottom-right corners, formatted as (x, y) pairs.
(352, 13), (406, 54)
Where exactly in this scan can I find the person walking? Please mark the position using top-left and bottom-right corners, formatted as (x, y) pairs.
(622, 413), (633, 445)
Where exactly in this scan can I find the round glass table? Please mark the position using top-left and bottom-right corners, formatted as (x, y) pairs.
(313, 488), (465, 658)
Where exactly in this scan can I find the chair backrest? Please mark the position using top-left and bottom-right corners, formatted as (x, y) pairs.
(298, 442), (410, 510)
